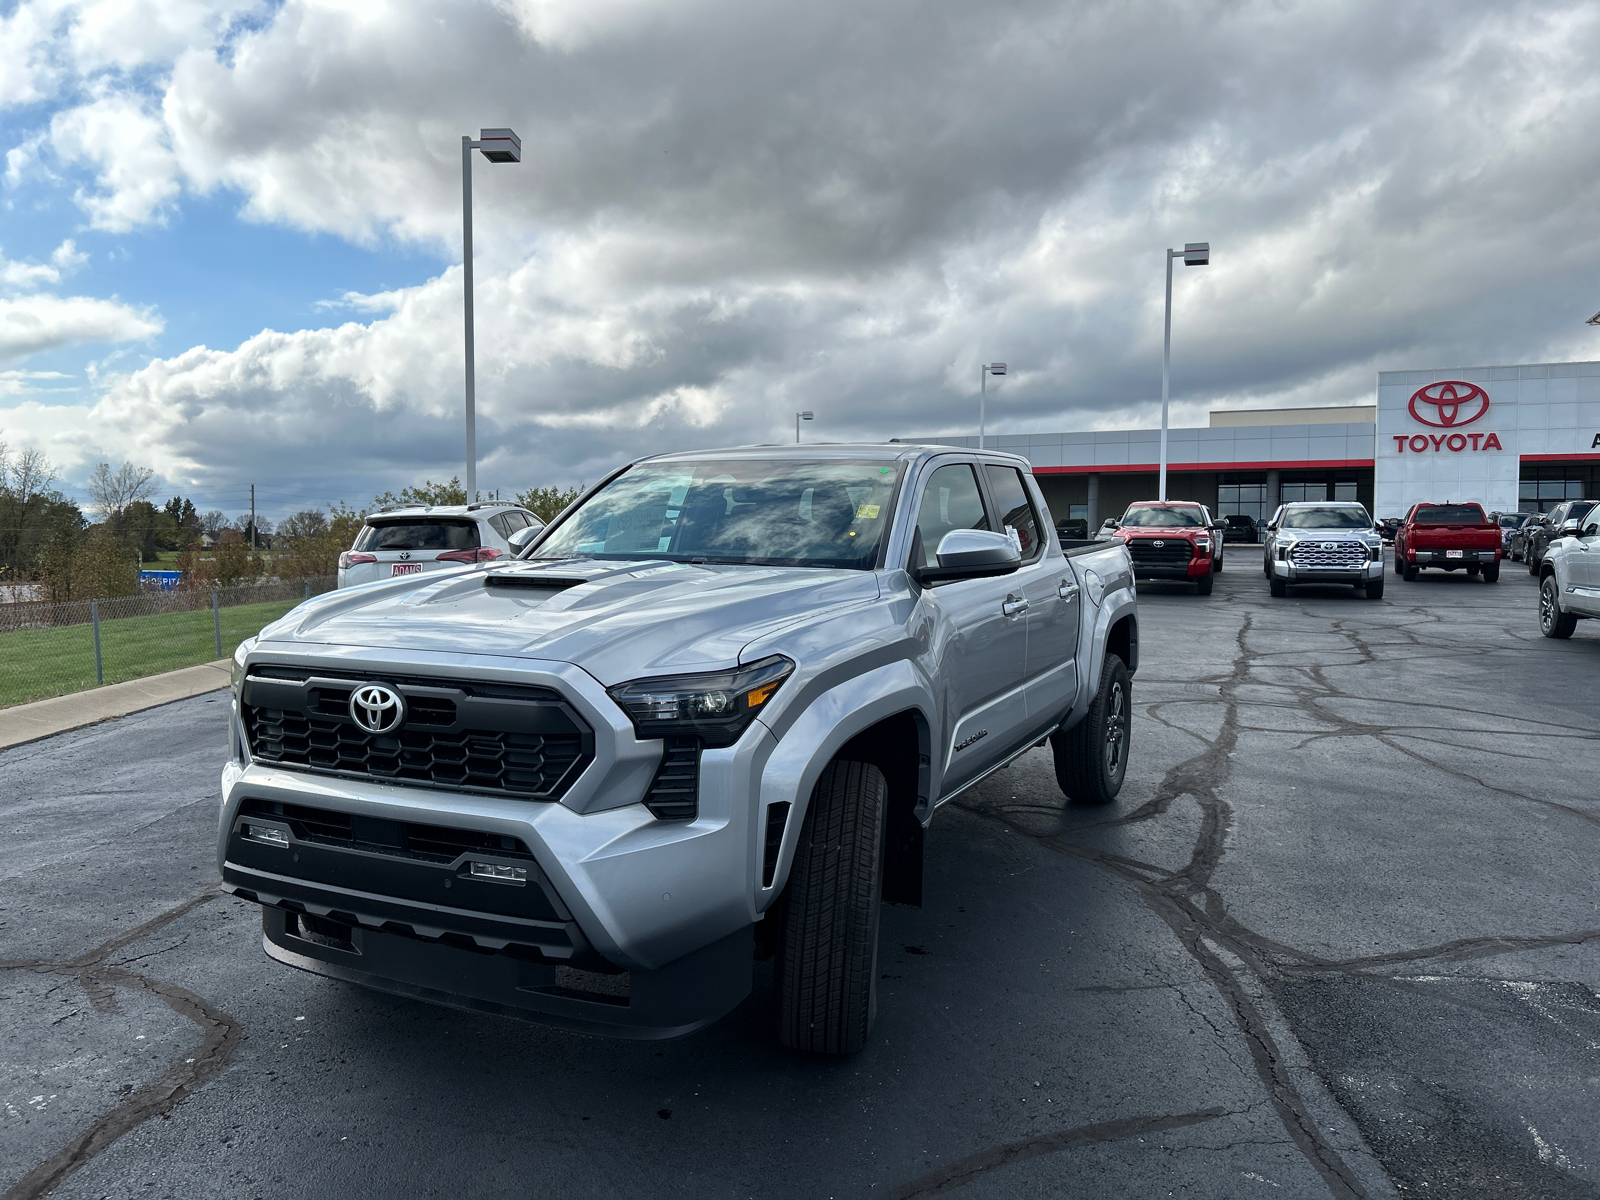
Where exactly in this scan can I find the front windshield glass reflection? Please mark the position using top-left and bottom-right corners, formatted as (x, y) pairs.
(530, 460), (902, 569)
(1282, 506), (1372, 530)
(1121, 506), (1206, 527)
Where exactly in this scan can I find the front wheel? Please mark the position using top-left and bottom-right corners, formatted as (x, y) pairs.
(1366, 577), (1385, 600)
(1269, 575), (1287, 597)
(1539, 575), (1577, 639)
(1213, 550), (1224, 573)
(777, 760), (886, 1054)
(1051, 655), (1131, 806)
(1195, 570), (1214, 595)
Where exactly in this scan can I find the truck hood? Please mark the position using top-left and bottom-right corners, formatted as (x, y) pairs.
(1117, 525), (1208, 538)
(256, 558), (882, 685)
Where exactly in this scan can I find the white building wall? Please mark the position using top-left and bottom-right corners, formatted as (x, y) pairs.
(1374, 362), (1600, 518)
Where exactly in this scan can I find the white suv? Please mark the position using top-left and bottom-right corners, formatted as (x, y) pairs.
(336, 504), (544, 588)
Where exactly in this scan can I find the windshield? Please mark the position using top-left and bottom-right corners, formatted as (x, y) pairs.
(530, 459), (903, 569)
(1497, 514), (1522, 528)
(1225, 515), (1255, 527)
(354, 519), (479, 551)
(1121, 505), (1206, 527)
(1414, 504), (1486, 525)
(1281, 506), (1372, 530)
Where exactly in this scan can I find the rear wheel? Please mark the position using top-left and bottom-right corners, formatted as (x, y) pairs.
(1403, 562), (1418, 581)
(1051, 655), (1131, 806)
(1269, 576), (1287, 597)
(1540, 574), (1577, 639)
(777, 760), (886, 1055)
(1482, 562), (1500, 583)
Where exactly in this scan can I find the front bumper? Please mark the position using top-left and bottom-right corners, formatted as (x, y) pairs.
(1271, 557), (1384, 583)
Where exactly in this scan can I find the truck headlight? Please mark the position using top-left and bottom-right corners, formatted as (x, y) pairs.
(608, 655), (794, 748)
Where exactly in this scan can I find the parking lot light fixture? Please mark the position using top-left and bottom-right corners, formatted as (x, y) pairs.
(1586, 310), (1600, 326)
(979, 362), (1006, 449)
(1160, 243), (1208, 501)
(462, 127), (521, 500)
(796, 411), (814, 442)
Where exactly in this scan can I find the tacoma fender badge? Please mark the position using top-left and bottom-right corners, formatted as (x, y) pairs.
(955, 730), (988, 752)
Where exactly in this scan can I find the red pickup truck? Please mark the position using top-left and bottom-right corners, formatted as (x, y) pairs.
(1395, 502), (1502, 582)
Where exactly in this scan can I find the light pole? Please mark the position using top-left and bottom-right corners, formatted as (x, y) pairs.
(979, 362), (1006, 448)
(1160, 243), (1209, 501)
(796, 411), (814, 442)
(461, 127), (521, 501)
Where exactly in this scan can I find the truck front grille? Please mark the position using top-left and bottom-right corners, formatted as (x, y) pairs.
(1127, 538), (1193, 567)
(242, 667), (592, 801)
(1289, 540), (1368, 569)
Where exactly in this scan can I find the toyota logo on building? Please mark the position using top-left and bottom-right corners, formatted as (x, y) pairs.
(350, 684), (405, 734)
(1408, 381), (1490, 428)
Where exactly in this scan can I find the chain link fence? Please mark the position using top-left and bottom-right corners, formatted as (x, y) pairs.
(0, 576), (337, 709)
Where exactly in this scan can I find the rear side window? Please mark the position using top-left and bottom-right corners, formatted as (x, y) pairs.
(910, 464), (990, 569)
(1414, 504), (1486, 524)
(353, 519), (481, 551)
(983, 465), (1044, 562)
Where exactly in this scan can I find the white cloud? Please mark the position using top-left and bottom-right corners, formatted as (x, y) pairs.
(0, 240), (88, 288)
(0, 293), (163, 362)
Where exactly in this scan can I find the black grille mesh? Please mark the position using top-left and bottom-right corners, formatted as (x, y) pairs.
(643, 737), (700, 821)
(1128, 538), (1194, 567)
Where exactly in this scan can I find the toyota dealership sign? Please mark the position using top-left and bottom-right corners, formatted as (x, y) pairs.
(1392, 381), (1503, 454)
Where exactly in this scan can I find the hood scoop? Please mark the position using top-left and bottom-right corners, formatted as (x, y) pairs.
(484, 574), (588, 591)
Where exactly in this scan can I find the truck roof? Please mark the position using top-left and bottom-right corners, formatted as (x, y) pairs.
(637, 442), (1031, 467)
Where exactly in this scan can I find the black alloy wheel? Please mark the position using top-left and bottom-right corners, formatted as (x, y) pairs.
(1540, 575), (1577, 639)
(1051, 655), (1131, 806)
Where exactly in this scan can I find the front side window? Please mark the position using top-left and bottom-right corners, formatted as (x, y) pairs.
(531, 459), (901, 569)
(1281, 506), (1372, 530)
(354, 519), (480, 551)
(910, 464), (990, 569)
(983, 465), (1044, 562)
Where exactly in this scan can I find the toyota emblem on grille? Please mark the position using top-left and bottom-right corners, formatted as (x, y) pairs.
(350, 684), (405, 734)
(1151, 539), (1165, 547)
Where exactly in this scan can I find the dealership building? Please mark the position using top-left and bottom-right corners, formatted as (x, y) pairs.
(923, 359), (1600, 527)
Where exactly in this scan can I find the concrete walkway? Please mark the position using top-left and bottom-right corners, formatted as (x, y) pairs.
(0, 659), (232, 752)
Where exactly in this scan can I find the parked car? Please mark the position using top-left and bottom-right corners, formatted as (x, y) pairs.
(1537, 504), (1600, 637)
(1394, 502), (1502, 582)
(1377, 517), (1402, 544)
(336, 503), (544, 588)
(1491, 512), (1523, 556)
(1525, 500), (1596, 576)
(1104, 501), (1221, 594)
(1508, 515), (1541, 562)
(1055, 517), (1089, 541)
(1261, 502), (1385, 599)
(221, 444), (1139, 1053)
(1221, 514), (1258, 544)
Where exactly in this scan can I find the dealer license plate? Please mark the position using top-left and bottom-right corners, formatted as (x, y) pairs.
(1446, 550), (1463, 559)
(391, 563), (423, 576)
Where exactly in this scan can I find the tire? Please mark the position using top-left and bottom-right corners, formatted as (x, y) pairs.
(1393, 550), (1404, 576)
(777, 759), (886, 1055)
(1482, 562), (1499, 583)
(1263, 555), (1271, 580)
(1528, 549), (1540, 576)
(1540, 574), (1577, 639)
(1403, 562), (1418, 581)
(1213, 550), (1224, 573)
(1269, 575), (1287, 597)
(1051, 655), (1131, 806)
(1365, 577), (1384, 600)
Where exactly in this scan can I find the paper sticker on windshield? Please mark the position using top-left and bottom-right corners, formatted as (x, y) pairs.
(1005, 526), (1022, 551)
(856, 504), (880, 519)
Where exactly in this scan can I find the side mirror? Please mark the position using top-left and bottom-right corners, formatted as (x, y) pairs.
(1560, 518), (1582, 537)
(507, 524), (542, 553)
(917, 529), (1021, 585)
(1265, 522), (1278, 532)
(1100, 518), (1118, 529)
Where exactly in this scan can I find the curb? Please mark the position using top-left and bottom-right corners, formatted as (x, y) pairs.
(0, 660), (232, 753)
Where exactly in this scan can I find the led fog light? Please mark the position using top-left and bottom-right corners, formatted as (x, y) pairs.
(469, 862), (527, 883)
(243, 823), (289, 848)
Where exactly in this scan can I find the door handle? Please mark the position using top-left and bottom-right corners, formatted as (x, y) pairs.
(1002, 597), (1028, 618)
(1058, 580), (1080, 600)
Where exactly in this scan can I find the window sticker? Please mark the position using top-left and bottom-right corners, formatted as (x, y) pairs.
(1005, 525), (1022, 551)
(857, 504), (880, 519)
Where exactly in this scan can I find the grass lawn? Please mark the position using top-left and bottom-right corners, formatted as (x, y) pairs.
(0, 598), (302, 709)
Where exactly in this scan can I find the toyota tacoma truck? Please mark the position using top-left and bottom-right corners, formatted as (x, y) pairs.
(1395, 502), (1502, 582)
(220, 444), (1138, 1054)
(1261, 501), (1386, 599)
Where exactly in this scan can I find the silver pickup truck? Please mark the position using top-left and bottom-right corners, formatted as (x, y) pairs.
(220, 443), (1138, 1054)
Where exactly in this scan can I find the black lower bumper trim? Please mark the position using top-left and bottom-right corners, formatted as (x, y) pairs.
(259, 907), (753, 1039)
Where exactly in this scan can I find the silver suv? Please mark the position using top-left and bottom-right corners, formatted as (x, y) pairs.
(336, 503), (544, 588)
(222, 444), (1138, 1053)
(1537, 505), (1600, 638)
(1262, 501), (1386, 599)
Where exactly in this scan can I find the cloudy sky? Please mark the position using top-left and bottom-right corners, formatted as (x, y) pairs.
(2, 0), (1599, 520)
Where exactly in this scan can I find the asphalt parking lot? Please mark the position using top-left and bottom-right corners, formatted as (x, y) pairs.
(4, 553), (1599, 1200)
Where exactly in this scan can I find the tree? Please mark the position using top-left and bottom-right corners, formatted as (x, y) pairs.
(277, 509), (330, 541)
(0, 444), (84, 581)
(372, 477), (467, 508)
(87, 461), (157, 520)
(111, 499), (162, 554)
(198, 510), (229, 536)
(0, 443), (57, 502)
(516, 485), (584, 523)
(35, 527), (138, 601)
(275, 503), (365, 578)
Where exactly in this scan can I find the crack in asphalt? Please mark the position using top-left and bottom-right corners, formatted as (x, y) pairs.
(889, 1107), (1230, 1199)
(0, 887), (244, 1200)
